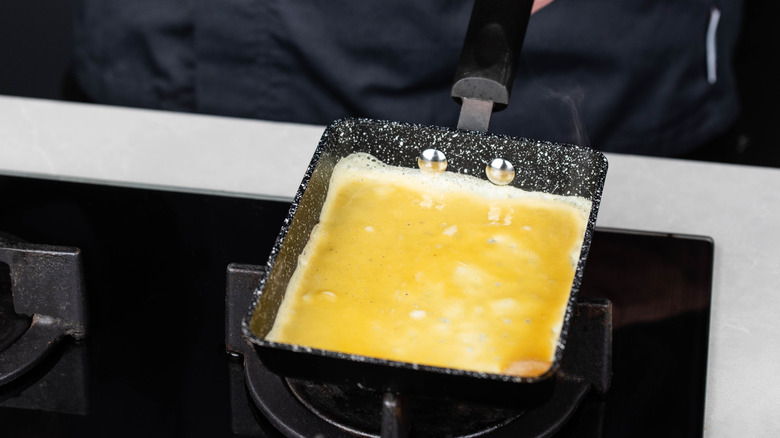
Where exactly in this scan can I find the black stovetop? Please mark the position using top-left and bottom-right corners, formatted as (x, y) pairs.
(0, 175), (712, 437)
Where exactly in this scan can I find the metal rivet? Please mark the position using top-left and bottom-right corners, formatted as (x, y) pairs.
(486, 158), (515, 185)
(418, 149), (448, 173)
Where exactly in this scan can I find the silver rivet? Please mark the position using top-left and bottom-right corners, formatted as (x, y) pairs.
(486, 158), (515, 185)
(418, 149), (448, 173)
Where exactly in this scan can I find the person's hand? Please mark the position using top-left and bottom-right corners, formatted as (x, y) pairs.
(532, 0), (555, 14)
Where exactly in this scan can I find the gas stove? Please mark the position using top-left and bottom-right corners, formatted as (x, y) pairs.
(0, 174), (712, 437)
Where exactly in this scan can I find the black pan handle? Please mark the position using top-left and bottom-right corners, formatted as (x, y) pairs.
(451, 0), (534, 112)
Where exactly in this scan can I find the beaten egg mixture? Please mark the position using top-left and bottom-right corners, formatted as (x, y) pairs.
(266, 153), (590, 377)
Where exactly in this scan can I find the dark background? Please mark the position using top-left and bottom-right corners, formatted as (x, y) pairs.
(1, 1), (778, 167)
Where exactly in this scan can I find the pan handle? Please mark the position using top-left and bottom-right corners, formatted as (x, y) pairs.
(451, 0), (533, 113)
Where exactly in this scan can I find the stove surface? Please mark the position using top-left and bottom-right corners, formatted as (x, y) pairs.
(0, 175), (712, 437)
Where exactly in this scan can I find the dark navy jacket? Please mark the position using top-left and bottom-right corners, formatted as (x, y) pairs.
(72, 0), (741, 156)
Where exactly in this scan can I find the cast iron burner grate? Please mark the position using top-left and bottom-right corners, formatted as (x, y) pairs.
(226, 264), (612, 438)
(286, 378), (523, 437)
(0, 232), (87, 389)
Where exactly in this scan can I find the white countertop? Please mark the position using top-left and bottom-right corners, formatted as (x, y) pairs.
(2, 95), (779, 436)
